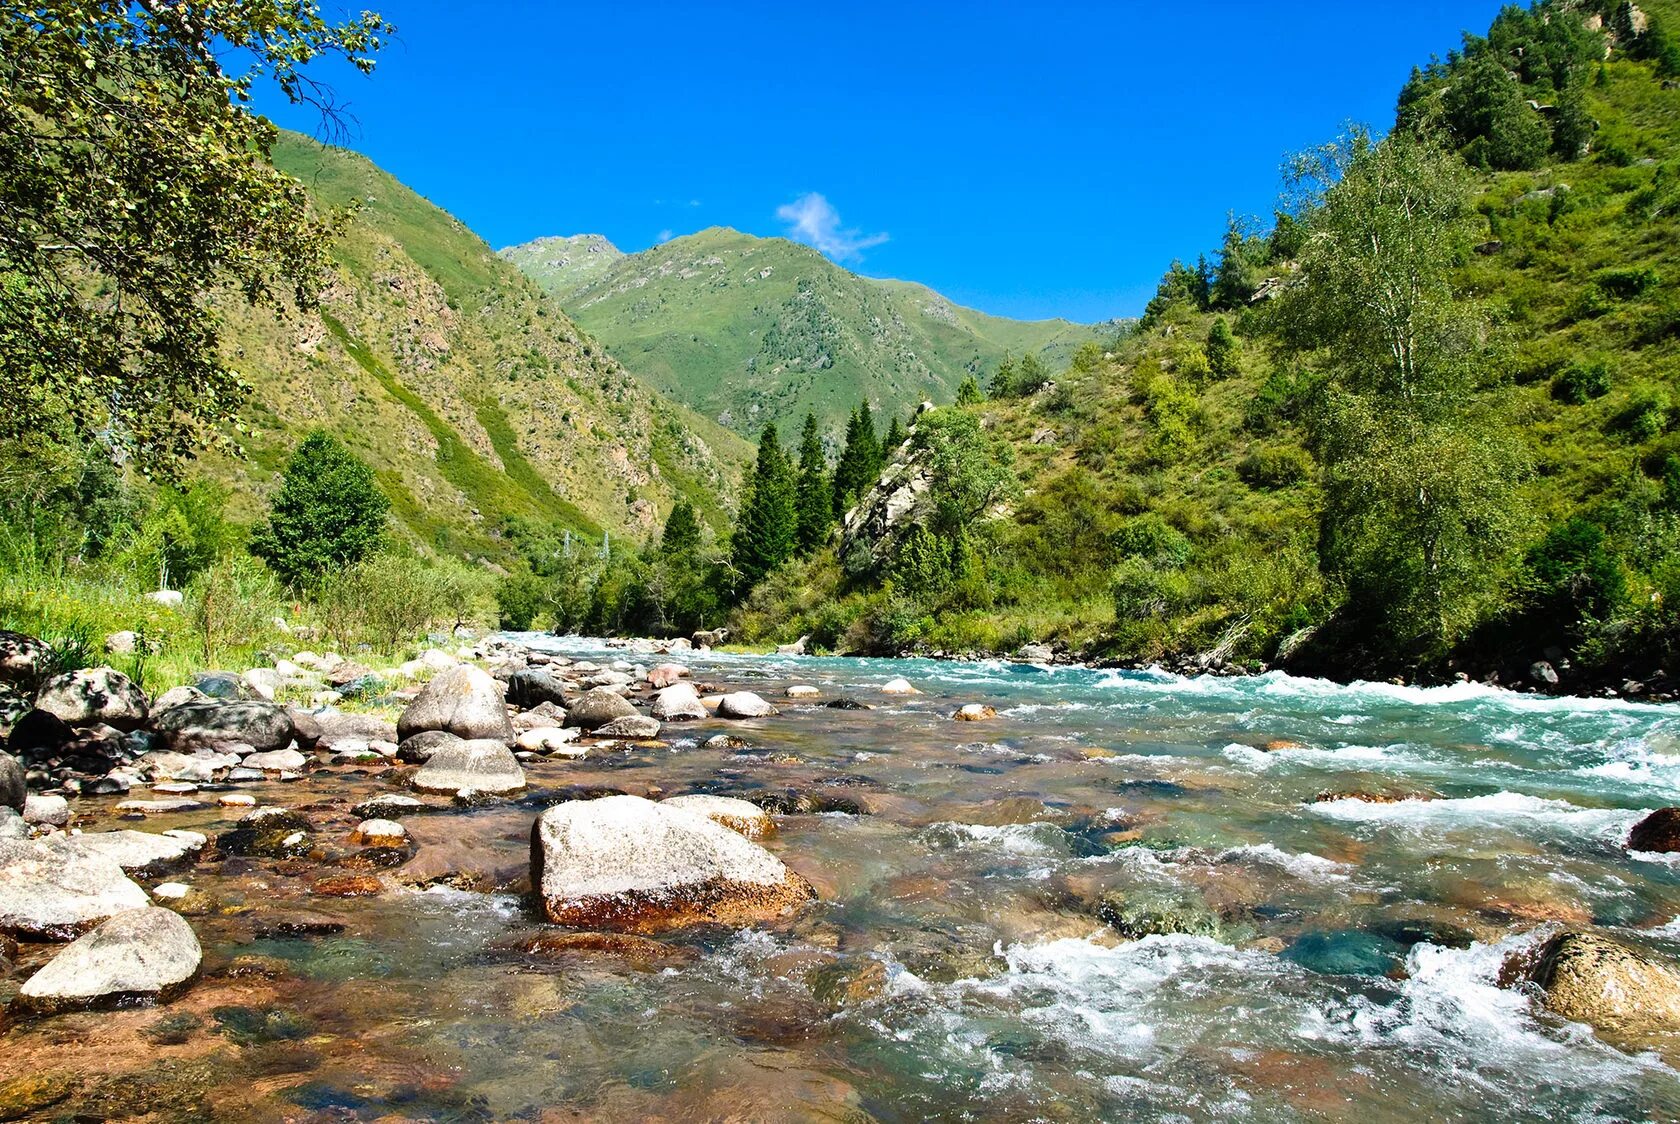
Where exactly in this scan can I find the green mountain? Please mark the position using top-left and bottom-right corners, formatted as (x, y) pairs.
(731, 0), (1680, 691)
(204, 135), (751, 560)
(500, 226), (1112, 438)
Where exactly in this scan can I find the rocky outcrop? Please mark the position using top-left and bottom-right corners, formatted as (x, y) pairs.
(17, 907), (200, 1010)
(839, 457), (932, 569)
(411, 738), (525, 795)
(1528, 931), (1680, 1043)
(34, 667), (149, 730)
(0, 836), (151, 938)
(397, 665), (514, 742)
(531, 794), (813, 933)
(564, 687), (639, 730)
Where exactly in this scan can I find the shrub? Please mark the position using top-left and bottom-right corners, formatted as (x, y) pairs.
(1524, 517), (1626, 622)
(1551, 360), (1612, 405)
(250, 431), (390, 589)
(1112, 514), (1192, 567)
(1110, 558), (1191, 621)
(496, 569), (548, 630)
(187, 555), (285, 665)
(1615, 389), (1674, 442)
(1238, 445), (1313, 489)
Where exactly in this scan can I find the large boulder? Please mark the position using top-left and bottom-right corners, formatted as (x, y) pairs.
(0, 835), (151, 938)
(718, 691), (777, 719)
(1628, 807), (1680, 852)
(66, 829), (206, 878)
(662, 794), (776, 840)
(34, 667), (148, 730)
(531, 794), (814, 933)
(411, 738), (526, 796)
(397, 665), (514, 743)
(5, 708), (75, 763)
(17, 907), (200, 1011)
(151, 701), (294, 752)
(316, 712), (398, 744)
(650, 683), (708, 721)
(507, 668), (569, 709)
(564, 687), (639, 730)
(0, 629), (50, 685)
(1528, 931), (1680, 1042)
(151, 685), (211, 713)
(0, 751), (23, 811)
(397, 729), (464, 765)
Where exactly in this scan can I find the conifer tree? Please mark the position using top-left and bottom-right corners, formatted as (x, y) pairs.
(831, 403), (883, 516)
(660, 500), (702, 555)
(989, 353), (1017, 398)
(1014, 352), (1049, 396)
(1206, 318), (1240, 378)
(954, 376), (984, 406)
(251, 430), (389, 588)
(794, 413), (832, 554)
(884, 415), (907, 451)
(731, 423), (797, 590)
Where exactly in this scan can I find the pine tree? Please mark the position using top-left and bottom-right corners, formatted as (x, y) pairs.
(251, 430), (389, 588)
(831, 403), (883, 516)
(660, 500), (702, 555)
(731, 423), (797, 590)
(794, 413), (832, 553)
(884, 415), (907, 451)
(989, 353), (1017, 398)
(954, 376), (984, 406)
(858, 402), (885, 481)
(1206, 318), (1240, 378)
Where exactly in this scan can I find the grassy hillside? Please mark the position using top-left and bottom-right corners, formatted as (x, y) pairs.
(203, 135), (751, 561)
(501, 226), (1111, 439)
(732, 0), (1680, 691)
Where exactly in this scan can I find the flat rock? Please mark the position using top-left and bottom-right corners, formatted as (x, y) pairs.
(34, 667), (149, 729)
(67, 829), (206, 877)
(411, 738), (526, 796)
(397, 665), (514, 742)
(242, 748), (308, 772)
(718, 691), (778, 719)
(114, 797), (205, 815)
(0, 835), (151, 938)
(135, 748), (242, 782)
(595, 714), (662, 739)
(531, 794), (814, 933)
(17, 906), (200, 1010)
(651, 683), (707, 721)
(516, 726), (586, 756)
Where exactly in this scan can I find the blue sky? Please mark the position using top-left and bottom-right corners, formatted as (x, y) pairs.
(259, 1), (1508, 323)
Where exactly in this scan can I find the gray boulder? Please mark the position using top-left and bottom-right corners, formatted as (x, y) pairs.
(397, 729), (464, 765)
(397, 665), (514, 742)
(152, 700), (294, 752)
(23, 792), (69, 826)
(595, 714), (662, 739)
(316, 712), (398, 743)
(0, 750), (23, 811)
(17, 906), (200, 1010)
(0, 835), (151, 938)
(0, 629), (50, 685)
(66, 829), (206, 877)
(564, 686), (639, 730)
(651, 683), (708, 721)
(411, 738), (526, 796)
(152, 685), (211, 713)
(34, 667), (149, 730)
(507, 668), (569, 709)
(242, 748), (308, 773)
(718, 691), (778, 719)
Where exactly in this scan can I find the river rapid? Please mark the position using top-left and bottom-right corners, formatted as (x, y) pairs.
(6, 636), (1680, 1122)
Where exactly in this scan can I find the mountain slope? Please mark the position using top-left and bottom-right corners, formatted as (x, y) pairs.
(501, 226), (1109, 438)
(203, 134), (751, 560)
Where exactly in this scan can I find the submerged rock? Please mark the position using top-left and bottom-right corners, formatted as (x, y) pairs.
(411, 738), (525, 795)
(17, 906), (200, 1010)
(564, 687), (639, 730)
(1628, 807), (1680, 853)
(217, 807), (311, 859)
(67, 829), (206, 877)
(34, 667), (149, 730)
(398, 665), (514, 743)
(953, 704), (997, 721)
(717, 691), (777, 719)
(1528, 931), (1680, 1042)
(531, 794), (814, 933)
(0, 835), (151, 938)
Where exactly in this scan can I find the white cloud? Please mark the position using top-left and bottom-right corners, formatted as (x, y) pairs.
(775, 192), (888, 261)
(656, 228), (674, 243)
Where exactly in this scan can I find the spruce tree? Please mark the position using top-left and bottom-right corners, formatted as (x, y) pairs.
(831, 403), (883, 516)
(661, 500), (702, 555)
(1206, 318), (1240, 378)
(251, 430), (389, 588)
(989, 353), (1017, 398)
(884, 415), (907, 451)
(954, 376), (984, 406)
(794, 413), (832, 553)
(858, 402), (884, 481)
(731, 423), (797, 590)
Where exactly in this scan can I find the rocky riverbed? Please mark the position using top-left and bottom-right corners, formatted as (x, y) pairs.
(3, 632), (1680, 1120)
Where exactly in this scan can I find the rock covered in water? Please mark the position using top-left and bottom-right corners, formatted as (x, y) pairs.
(565, 686), (639, 730)
(662, 794), (776, 840)
(0, 835), (151, 938)
(530, 794), (814, 933)
(595, 714), (662, 739)
(152, 701), (294, 752)
(34, 667), (149, 730)
(217, 807), (311, 859)
(17, 906), (200, 1010)
(397, 665), (514, 743)
(717, 691), (777, 719)
(1528, 931), (1680, 1042)
(0, 751), (22, 811)
(411, 738), (525, 795)
(651, 683), (707, 721)
(953, 704), (997, 721)
(1628, 807), (1680, 852)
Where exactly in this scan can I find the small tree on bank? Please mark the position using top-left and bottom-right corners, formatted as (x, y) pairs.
(251, 430), (390, 588)
(731, 423), (797, 591)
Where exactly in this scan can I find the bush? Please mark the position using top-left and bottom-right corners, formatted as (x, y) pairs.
(1237, 445), (1313, 489)
(1615, 389), (1674, 442)
(1112, 514), (1192, 567)
(496, 568), (548, 630)
(187, 555), (285, 665)
(1110, 558), (1191, 621)
(1524, 517), (1625, 623)
(1551, 359), (1612, 405)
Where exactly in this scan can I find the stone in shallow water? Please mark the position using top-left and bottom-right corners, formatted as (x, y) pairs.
(67, 829), (206, 877)
(353, 794), (426, 819)
(953, 703), (997, 721)
(0, 835), (150, 938)
(115, 797), (204, 815)
(349, 818), (408, 848)
(152, 700), (293, 752)
(531, 793), (814, 933)
(661, 794), (775, 840)
(411, 738), (525, 796)
(1282, 929), (1406, 976)
(784, 684), (820, 699)
(516, 726), (585, 755)
(564, 687), (639, 730)
(595, 714), (662, 739)
(1527, 931), (1680, 1043)
(879, 678), (918, 695)
(397, 665), (514, 742)
(217, 807), (310, 858)
(23, 792), (68, 826)
(17, 906), (200, 1010)
(241, 748), (308, 772)
(717, 691), (777, 719)
(1628, 807), (1680, 852)
(651, 683), (707, 721)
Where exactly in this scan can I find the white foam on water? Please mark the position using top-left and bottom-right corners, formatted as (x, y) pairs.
(1307, 791), (1646, 842)
(920, 822), (1072, 858)
(1216, 843), (1352, 882)
(1220, 741), (1419, 773)
(1000, 701), (1094, 717)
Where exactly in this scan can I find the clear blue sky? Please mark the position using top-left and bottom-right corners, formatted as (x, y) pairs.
(259, 1), (1507, 323)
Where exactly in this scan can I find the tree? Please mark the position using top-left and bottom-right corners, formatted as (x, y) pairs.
(0, 1), (391, 472)
(793, 413), (832, 554)
(831, 403), (881, 515)
(912, 409), (1016, 537)
(989, 353), (1017, 398)
(1551, 78), (1595, 160)
(954, 375), (984, 406)
(1274, 131), (1527, 653)
(1014, 352), (1050, 396)
(1442, 54), (1551, 171)
(251, 430), (389, 587)
(731, 423), (797, 590)
(883, 415), (906, 452)
(1206, 318), (1240, 378)
(1212, 214), (1265, 308)
(660, 500), (702, 555)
